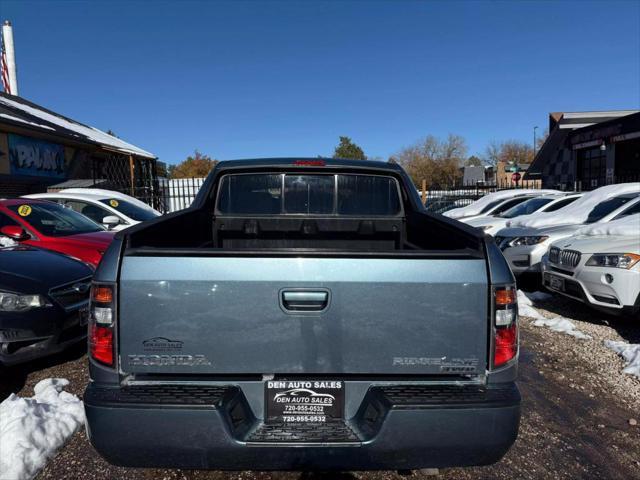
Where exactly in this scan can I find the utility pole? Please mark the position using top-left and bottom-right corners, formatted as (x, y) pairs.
(533, 126), (539, 155)
(2, 20), (19, 96)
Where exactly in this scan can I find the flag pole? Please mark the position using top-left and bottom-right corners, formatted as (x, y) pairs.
(2, 20), (18, 96)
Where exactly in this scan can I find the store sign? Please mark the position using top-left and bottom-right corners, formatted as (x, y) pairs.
(570, 124), (622, 146)
(8, 134), (66, 178)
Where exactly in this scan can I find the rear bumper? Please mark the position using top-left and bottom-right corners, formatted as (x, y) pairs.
(84, 382), (520, 470)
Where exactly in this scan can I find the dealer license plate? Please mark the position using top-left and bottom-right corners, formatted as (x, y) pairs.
(265, 380), (344, 423)
(548, 274), (564, 292)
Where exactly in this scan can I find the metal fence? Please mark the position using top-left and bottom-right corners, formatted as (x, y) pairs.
(156, 177), (206, 213)
(421, 180), (543, 214)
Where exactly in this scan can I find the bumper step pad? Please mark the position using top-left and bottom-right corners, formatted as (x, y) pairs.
(84, 384), (234, 407)
(247, 421), (361, 444)
(376, 383), (519, 408)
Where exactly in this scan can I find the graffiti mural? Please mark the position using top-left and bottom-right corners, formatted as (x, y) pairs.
(8, 134), (66, 178)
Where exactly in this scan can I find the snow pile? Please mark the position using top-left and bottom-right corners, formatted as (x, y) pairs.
(0, 379), (85, 480)
(517, 289), (543, 318)
(532, 316), (592, 340)
(605, 341), (640, 379)
(443, 189), (559, 218)
(575, 213), (640, 237)
(0, 96), (154, 158)
(517, 290), (591, 339)
(508, 183), (640, 228)
(0, 236), (18, 247)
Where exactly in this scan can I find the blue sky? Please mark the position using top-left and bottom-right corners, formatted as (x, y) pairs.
(3, 1), (639, 164)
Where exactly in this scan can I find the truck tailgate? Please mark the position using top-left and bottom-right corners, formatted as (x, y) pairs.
(119, 256), (488, 375)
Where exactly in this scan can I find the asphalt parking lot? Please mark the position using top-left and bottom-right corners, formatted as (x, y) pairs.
(1, 294), (639, 480)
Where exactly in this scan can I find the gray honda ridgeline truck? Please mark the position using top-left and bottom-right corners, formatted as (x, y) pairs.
(84, 159), (520, 471)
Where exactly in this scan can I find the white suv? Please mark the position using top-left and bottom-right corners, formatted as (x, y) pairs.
(542, 217), (640, 317)
(496, 193), (640, 276)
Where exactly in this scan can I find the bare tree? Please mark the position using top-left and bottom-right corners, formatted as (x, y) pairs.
(391, 134), (468, 187)
(483, 140), (535, 167)
(484, 140), (501, 167)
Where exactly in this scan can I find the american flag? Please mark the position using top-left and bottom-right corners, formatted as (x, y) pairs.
(1, 30), (10, 94)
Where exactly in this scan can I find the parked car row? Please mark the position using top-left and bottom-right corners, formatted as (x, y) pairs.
(452, 183), (640, 317)
(0, 189), (161, 366)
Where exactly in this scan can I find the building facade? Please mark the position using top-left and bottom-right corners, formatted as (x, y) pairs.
(526, 110), (640, 190)
(0, 92), (158, 203)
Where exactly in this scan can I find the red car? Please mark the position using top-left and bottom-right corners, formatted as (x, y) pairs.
(0, 199), (114, 268)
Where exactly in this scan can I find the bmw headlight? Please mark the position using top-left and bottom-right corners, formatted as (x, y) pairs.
(585, 253), (640, 269)
(0, 291), (51, 311)
(510, 236), (549, 247)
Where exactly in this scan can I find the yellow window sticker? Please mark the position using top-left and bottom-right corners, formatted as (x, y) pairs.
(17, 205), (32, 217)
(109, 199), (119, 207)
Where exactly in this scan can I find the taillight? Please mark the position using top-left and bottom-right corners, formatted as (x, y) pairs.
(492, 285), (518, 368)
(89, 282), (115, 367)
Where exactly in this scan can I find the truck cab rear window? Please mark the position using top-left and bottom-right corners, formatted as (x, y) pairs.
(217, 174), (401, 216)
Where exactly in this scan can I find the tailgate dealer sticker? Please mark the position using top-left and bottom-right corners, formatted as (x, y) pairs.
(266, 380), (344, 423)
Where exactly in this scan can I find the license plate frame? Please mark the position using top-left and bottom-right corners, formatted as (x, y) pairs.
(548, 274), (565, 292)
(265, 380), (345, 424)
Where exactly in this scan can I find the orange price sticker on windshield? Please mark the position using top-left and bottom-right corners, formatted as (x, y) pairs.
(109, 199), (119, 207)
(17, 205), (32, 217)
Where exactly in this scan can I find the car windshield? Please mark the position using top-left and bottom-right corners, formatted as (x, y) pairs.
(497, 197), (554, 218)
(490, 197), (533, 215)
(8, 202), (104, 237)
(217, 173), (401, 215)
(99, 199), (158, 221)
(585, 194), (639, 223)
(479, 198), (506, 214)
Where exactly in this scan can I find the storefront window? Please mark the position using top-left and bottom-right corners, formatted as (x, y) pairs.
(577, 147), (606, 189)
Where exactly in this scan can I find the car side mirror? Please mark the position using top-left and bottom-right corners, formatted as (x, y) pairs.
(0, 225), (30, 241)
(102, 215), (121, 229)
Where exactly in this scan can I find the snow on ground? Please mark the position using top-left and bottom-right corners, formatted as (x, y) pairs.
(532, 316), (592, 340)
(517, 290), (591, 339)
(0, 379), (85, 480)
(508, 183), (640, 228)
(443, 189), (559, 218)
(605, 341), (640, 379)
(575, 213), (640, 237)
(0, 236), (18, 247)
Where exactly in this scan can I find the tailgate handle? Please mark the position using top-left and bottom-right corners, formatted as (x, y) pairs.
(281, 290), (329, 312)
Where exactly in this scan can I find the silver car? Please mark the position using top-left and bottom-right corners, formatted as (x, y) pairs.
(495, 193), (640, 275)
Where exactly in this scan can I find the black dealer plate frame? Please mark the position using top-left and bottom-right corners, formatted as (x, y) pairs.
(264, 379), (345, 423)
